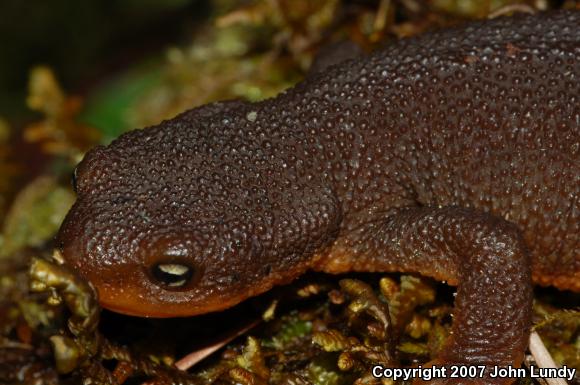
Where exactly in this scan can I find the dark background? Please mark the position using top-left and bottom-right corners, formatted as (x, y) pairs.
(0, 0), (208, 120)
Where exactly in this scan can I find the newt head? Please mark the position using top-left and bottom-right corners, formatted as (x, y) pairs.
(56, 103), (340, 317)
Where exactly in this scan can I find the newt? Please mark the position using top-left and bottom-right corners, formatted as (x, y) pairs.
(56, 10), (579, 384)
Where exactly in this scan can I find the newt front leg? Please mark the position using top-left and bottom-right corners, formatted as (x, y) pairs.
(321, 207), (533, 384)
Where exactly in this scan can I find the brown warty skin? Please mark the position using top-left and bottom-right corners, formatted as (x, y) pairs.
(57, 10), (579, 384)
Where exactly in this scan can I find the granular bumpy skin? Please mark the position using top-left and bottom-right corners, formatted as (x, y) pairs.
(57, 10), (579, 383)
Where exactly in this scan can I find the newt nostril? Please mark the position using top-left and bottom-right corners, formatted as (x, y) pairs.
(150, 262), (196, 289)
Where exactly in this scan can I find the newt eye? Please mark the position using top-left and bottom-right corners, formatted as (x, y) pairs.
(71, 167), (79, 193)
(151, 262), (194, 288)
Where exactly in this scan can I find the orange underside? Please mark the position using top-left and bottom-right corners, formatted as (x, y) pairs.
(532, 271), (580, 292)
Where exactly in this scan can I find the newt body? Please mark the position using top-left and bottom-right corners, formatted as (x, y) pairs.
(57, 10), (579, 383)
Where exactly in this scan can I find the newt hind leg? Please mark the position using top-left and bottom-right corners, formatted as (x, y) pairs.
(321, 207), (533, 384)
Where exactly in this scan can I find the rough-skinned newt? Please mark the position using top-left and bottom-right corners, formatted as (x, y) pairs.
(57, 10), (579, 383)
